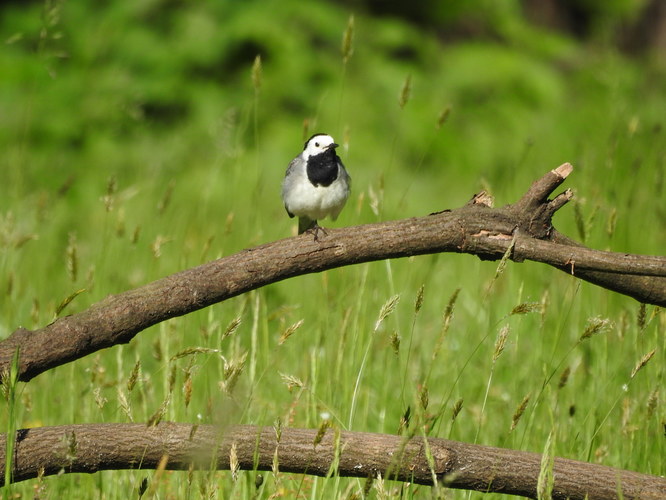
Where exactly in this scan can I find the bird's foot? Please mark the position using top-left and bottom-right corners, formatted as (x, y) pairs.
(305, 222), (328, 242)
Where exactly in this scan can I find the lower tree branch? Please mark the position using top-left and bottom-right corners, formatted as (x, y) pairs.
(1, 164), (664, 383)
(1, 423), (664, 500)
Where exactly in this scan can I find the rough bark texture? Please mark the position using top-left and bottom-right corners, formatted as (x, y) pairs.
(1, 423), (664, 499)
(1, 164), (664, 383)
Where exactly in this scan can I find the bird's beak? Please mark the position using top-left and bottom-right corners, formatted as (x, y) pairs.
(328, 143), (339, 150)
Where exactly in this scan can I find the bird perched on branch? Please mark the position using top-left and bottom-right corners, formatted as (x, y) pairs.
(282, 133), (351, 238)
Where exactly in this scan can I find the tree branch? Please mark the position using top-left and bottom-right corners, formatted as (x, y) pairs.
(1, 164), (664, 382)
(1, 423), (664, 499)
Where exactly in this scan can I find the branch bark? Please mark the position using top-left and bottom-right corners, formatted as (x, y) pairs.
(1, 423), (664, 500)
(1, 164), (664, 383)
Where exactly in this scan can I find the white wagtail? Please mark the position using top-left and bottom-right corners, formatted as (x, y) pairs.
(281, 133), (351, 237)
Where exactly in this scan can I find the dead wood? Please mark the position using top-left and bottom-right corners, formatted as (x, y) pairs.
(1, 423), (664, 500)
(1, 164), (665, 383)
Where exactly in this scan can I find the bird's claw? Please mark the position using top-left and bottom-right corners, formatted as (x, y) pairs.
(305, 223), (328, 242)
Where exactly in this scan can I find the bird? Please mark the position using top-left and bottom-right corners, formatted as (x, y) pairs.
(281, 133), (351, 237)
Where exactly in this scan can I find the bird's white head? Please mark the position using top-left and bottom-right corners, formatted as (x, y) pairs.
(302, 134), (338, 160)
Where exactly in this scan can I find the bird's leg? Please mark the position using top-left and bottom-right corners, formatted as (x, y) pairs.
(298, 216), (316, 235)
(305, 222), (328, 242)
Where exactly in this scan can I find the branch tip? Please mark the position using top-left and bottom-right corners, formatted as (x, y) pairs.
(549, 189), (574, 212)
(554, 163), (573, 178)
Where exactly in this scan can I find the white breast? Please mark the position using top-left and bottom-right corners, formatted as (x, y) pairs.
(282, 159), (350, 221)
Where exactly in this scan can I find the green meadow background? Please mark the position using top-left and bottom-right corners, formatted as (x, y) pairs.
(1, 1), (664, 498)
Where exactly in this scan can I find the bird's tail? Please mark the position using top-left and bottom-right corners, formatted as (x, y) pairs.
(298, 217), (316, 234)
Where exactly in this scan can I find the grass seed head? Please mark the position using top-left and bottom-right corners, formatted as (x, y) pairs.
(223, 316), (242, 340)
(443, 288), (461, 329)
(494, 233), (516, 279)
(637, 303), (647, 330)
(343, 124), (351, 153)
(225, 212), (234, 234)
(373, 473), (387, 500)
(138, 477), (148, 497)
(183, 373), (193, 408)
(313, 419), (331, 447)
(117, 387), (132, 421)
(150, 235), (173, 259)
(540, 289), (550, 325)
(414, 284), (425, 313)
(66, 232), (78, 282)
(55, 288), (86, 317)
(5, 271), (13, 296)
(274, 417), (282, 442)
(362, 475), (374, 497)
(157, 180), (175, 215)
(278, 319), (304, 345)
(630, 348), (656, 379)
(251, 54), (262, 91)
(131, 225), (141, 244)
(170, 347), (220, 361)
(451, 398), (463, 422)
(368, 184), (381, 216)
(147, 395), (171, 427)
(537, 431), (555, 500)
(398, 405), (411, 434)
(558, 366), (570, 389)
(221, 352), (248, 395)
(646, 389), (658, 418)
(389, 331), (400, 355)
(510, 393), (531, 432)
(510, 302), (543, 316)
(437, 107), (451, 129)
(230, 443), (239, 482)
(419, 385), (429, 411)
(302, 117), (311, 140)
(606, 207), (617, 238)
(168, 364), (177, 393)
(0, 370), (9, 400)
(493, 325), (510, 362)
(102, 176), (117, 212)
(127, 359), (141, 392)
(63, 431), (78, 463)
(93, 387), (107, 409)
(580, 316), (613, 341)
(374, 294), (400, 332)
(399, 74), (412, 110)
(280, 372), (304, 393)
(341, 15), (354, 64)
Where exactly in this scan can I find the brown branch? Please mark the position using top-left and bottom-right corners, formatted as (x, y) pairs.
(1, 164), (665, 382)
(1, 423), (664, 499)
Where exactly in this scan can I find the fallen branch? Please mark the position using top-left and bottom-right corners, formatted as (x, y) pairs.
(1, 164), (664, 382)
(1, 423), (664, 500)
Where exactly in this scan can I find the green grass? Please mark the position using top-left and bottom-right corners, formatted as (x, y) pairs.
(1, 0), (665, 498)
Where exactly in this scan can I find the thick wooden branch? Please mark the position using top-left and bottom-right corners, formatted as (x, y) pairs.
(1, 423), (664, 499)
(1, 164), (664, 382)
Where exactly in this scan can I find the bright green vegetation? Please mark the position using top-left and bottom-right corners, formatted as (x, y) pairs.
(1, 1), (664, 498)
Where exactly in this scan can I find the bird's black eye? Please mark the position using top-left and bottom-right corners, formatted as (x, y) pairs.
(314, 142), (319, 147)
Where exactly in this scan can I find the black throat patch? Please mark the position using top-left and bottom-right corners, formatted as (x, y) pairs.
(306, 149), (339, 187)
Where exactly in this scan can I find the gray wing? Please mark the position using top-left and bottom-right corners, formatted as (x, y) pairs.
(284, 155), (301, 178)
(337, 158), (351, 193)
(282, 156), (304, 218)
